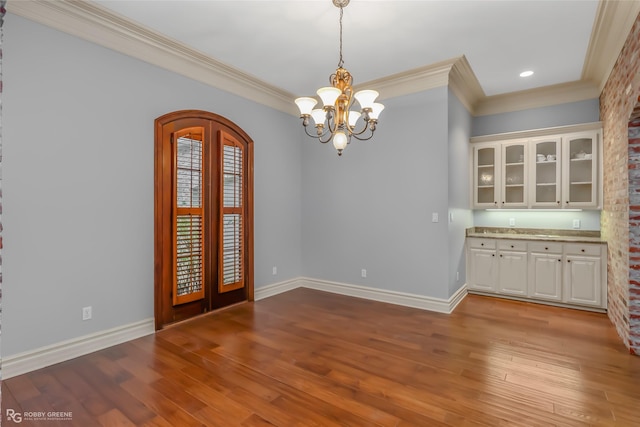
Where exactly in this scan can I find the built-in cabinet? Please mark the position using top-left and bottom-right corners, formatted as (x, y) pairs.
(466, 237), (607, 311)
(471, 125), (602, 209)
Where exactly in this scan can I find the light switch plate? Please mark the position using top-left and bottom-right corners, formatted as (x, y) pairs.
(432, 213), (439, 223)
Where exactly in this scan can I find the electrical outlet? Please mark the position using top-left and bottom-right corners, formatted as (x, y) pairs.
(82, 306), (92, 321)
(573, 219), (581, 229)
(361, 269), (367, 278)
(272, 266), (277, 275)
(509, 218), (515, 227)
(432, 212), (439, 223)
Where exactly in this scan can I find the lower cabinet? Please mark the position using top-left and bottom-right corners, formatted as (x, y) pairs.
(467, 239), (498, 292)
(564, 243), (604, 307)
(528, 242), (563, 302)
(497, 241), (528, 296)
(466, 237), (607, 310)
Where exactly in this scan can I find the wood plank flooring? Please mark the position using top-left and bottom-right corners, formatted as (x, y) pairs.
(3, 288), (640, 426)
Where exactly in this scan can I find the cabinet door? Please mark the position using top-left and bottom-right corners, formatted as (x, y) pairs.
(530, 137), (561, 208)
(498, 250), (527, 296)
(501, 141), (527, 208)
(473, 145), (500, 208)
(564, 255), (601, 306)
(528, 253), (562, 301)
(468, 248), (498, 291)
(562, 131), (599, 208)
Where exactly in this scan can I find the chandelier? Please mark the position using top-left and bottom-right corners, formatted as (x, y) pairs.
(294, 0), (384, 156)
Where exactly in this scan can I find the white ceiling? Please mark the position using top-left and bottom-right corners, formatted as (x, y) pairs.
(92, 0), (600, 98)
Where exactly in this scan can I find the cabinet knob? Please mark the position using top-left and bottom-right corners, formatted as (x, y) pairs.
(581, 249), (585, 253)
(502, 201), (505, 204)
(558, 259), (561, 262)
(481, 243), (484, 246)
(494, 201), (498, 205)
(557, 201), (560, 205)
(492, 254), (495, 257)
(566, 201), (569, 204)
(500, 254), (503, 257)
(545, 247), (548, 250)
(510, 245), (514, 248)
(567, 259), (571, 263)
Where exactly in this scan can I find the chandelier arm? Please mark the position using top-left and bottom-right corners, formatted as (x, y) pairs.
(318, 132), (333, 144)
(303, 125), (323, 139)
(351, 130), (375, 141)
(326, 110), (338, 135)
(345, 119), (377, 137)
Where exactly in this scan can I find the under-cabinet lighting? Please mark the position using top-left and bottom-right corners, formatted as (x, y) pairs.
(519, 70), (534, 77)
(485, 209), (583, 212)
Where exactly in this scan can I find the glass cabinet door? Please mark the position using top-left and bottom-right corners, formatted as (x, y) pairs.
(531, 137), (561, 208)
(473, 145), (499, 208)
(501, 141), (527, 208)
(563, 131), (598, 207)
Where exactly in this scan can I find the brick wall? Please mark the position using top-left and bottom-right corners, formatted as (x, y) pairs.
(600, 11), (640, 354)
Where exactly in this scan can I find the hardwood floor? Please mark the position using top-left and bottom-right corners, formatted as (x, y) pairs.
(3, 288), (640, 426)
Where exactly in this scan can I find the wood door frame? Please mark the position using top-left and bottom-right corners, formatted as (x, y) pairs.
(154, 110), (254, 330)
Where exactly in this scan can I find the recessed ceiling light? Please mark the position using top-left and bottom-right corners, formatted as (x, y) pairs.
(520, 70), (534, 77)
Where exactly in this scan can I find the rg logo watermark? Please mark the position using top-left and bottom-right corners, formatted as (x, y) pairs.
(6, 409), (22, 423)
(6, 409), (73, 423)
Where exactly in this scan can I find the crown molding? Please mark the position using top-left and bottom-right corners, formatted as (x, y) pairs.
(582, 0), (640, 93)
(448, 55), (485, 113)
(355, 57), (457, 101)
(470, 121), (602, 144)
(8, 0), (635, 119)
(8, 0), (299, 116)
(473, 80), (600, 117)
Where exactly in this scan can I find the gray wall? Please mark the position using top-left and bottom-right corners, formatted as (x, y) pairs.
(471, 99), (600, 137)
(301, 88), (451, 299)
(447, 90), (473, 295)
(3, 14), (302, 356)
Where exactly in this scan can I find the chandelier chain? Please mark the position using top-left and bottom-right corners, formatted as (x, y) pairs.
(338, 6), (344, 68)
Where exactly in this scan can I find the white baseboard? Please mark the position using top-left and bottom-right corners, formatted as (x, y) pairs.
(1, 318), (155, 379)
(299, 277), (468, 314)
(2, 280), (467, 378)
(256, 276), (468, 314)
(254, 277), (302, 301)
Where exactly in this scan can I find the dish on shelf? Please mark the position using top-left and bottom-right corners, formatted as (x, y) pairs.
(480, 173), (493, 185)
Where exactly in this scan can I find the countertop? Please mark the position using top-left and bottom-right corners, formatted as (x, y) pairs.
(466, 227), (606, 244)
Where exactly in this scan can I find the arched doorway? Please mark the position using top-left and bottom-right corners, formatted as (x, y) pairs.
(154, 110), (254, 329)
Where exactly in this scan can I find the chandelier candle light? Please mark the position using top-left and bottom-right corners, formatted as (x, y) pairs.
(294, 0), (384, 156)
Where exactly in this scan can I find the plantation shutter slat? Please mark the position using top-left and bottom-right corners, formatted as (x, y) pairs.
(219, 131), (245, 293)
(173, 130), (206, 305)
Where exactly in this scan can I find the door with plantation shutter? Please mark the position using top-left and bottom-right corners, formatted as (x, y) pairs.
(154, 111), (254, 330)
(220, 132), (245, 293)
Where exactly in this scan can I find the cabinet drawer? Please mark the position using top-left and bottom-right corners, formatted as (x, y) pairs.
(498, 240), (527, 251)
(467, 238), (496, 249)
(564, 243), (603, 257)
(529, 241), (563, 253)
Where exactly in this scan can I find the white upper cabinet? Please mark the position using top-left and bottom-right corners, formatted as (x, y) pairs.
(501, 141), (528, 208)
(471, 125), (602, 210)
(473, 145), (499, 208)
(563, 131), (599, 208)
(530, 137), (562, 208)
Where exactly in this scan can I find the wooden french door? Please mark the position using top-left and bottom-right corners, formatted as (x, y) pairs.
(154, 110), (253, 330)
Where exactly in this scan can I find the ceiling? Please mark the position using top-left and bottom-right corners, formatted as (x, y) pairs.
(91, 0), (599, 98)
(9, 1), (640, 115)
